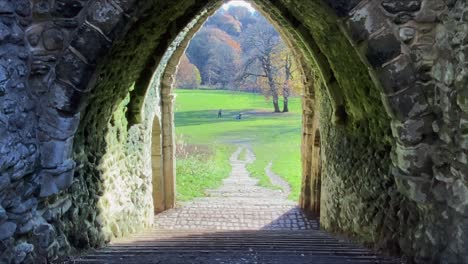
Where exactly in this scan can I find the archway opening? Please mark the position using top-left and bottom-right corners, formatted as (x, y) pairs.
(168, 1), (305, 209)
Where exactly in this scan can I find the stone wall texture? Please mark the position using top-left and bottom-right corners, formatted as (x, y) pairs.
(0, 0), (466, 263)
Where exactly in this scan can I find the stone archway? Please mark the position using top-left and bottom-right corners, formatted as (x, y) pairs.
(311, 130), (322, 216)
(151, 115), (164, 213)
(1, 1), (466, 263)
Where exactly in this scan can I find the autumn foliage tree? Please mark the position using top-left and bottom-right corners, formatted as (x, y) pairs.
(175, 54), (201, 89)
(237, 19), (302, 112)
(186, 27), (241, 88)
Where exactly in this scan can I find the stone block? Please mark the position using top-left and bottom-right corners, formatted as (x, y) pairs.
(378, 55), (417, 94)
(33, 223), (55, 249)
(381, 84), (429, 121)
(390, 114), (434, 145)
(0, 206), (5, 221)
(10, 198), (37, 214)
(43, 198), (72, 221)
(53, 0), (84, 18)
(71, 24), (110, 64)
(112, 0), (137, 12)
(38, 108), (80, 140)
(39, 138), (73, 169)
(366, 30), (401, 67)
(38, 173), (58, 198)
(13, 242), (34, 264)
(345, 2), (387, 43)
(394, 171), (431, 203)
(41, 27), (64, 52)
(448, 180), (468, 216)
(381, 0), (422, 14)
(323, 0), (361, 17)
(54, 167), (74, 191)
(433, 60), (455, 86)
(12, 2), (30, 18)
(86, 0), (123, 36)
(0, 222), (17, 240)
(49, 81), (87, 114)
(395, 143), (432, 173)
(55, 49), (93, 91)
(399, 26), (416, 43)
(39, 159), (75, 197)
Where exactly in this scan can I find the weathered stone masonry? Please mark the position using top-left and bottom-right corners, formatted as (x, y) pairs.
(0, 0), (467, 263)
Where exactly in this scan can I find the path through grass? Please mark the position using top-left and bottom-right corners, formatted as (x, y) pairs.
(175, 89), (302, 201)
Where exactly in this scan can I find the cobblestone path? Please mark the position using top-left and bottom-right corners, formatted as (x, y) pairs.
(154, 147), (316, 231)
(74, 147), (400, 264)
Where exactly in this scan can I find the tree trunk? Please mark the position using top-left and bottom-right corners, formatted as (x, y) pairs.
(282, 55), (292, 113)
(273, 94), (281, 113)
(282, 96), (289, 112)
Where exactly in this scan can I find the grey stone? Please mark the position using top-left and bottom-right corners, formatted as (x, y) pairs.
(394, 172), (431, 203)
(0, 206), (5, 222)
(395, 143), (432, 173)
(53, 0), (83, 18)
(33, 223), (55, 249)
(10, 198), (37, 215)
(0, 1), (14, 14)
(366, 30), (402, 67)
(378, 55), (416, 94)
(399, 27), (416, 43)
(390, 115), (434, 145)
(39, 138), (74, 168)
(324, 0), (361, 17)
(448, 180), (468, 216)
(86, 0), (123, 35)
(43, 198), (72, 221)
(55, 49), (93, 91)
(381, 0), (422, 14)
(38, 109), (80, 140)
(42, 28), (64, 51)
(71, 24), (110, 63)
(13, 242), (33, 264)
(49, 81), (87, 113)
(382, 84), (429, 121)
(0, 222), (17, 240)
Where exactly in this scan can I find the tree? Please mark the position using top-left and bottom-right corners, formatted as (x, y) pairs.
(237, 18), (302, 112)
(272, 44), (302, 112)
(237, 19), (282, 112)
(205, 11), (242, 37)
(175, 54), (201, 89)
(186, 27), (241, 88)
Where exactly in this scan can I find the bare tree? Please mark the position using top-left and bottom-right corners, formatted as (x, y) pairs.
(237, 20), (295, 112)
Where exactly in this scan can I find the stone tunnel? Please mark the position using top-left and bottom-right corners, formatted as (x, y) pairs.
(0, 0), (467, 263)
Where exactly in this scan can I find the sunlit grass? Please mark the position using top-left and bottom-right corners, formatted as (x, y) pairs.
(175, 89), (302, 201)
(176, 145), (232, 201)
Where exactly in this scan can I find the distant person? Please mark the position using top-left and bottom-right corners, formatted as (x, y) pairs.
(218, 109), (222, 118)
(236, 113), (242, 120)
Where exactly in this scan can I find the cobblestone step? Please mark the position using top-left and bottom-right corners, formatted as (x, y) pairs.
(76, 230), (400, 263)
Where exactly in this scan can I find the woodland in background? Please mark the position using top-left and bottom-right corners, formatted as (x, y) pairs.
(175, 6), (302, 112)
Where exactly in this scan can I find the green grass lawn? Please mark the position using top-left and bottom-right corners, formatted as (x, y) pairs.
(174, 89), (302, 201)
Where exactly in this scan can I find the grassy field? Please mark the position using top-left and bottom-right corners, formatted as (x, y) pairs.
(174, 89), (302, 201)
